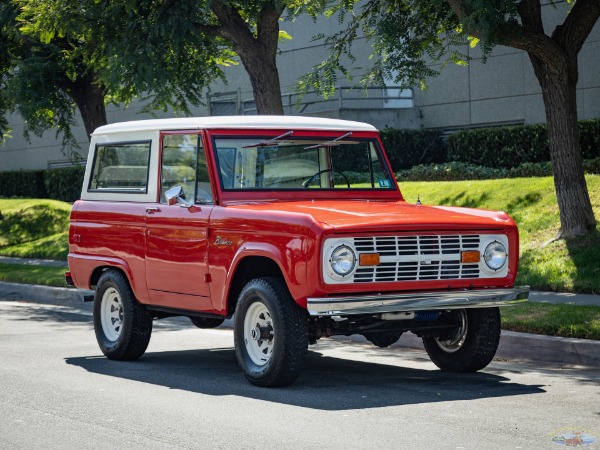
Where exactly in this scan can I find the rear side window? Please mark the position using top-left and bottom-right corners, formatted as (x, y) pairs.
(88, 141), (151, 192)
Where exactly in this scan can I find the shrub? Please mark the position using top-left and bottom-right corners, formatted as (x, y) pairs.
(396, 159), (598, 182)
(584, 157), (600, 174)
(0, 166), (84, 202)
(0, 169), (47, 198)
(579, 120), (600, 160)
(380, 128), (447, 170)
(44, 166), (85, 203)
(447, 124), (549, 169)
(447, 119), (600, 169)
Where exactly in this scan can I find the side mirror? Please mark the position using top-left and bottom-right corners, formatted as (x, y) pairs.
(164, 186), (192, 208)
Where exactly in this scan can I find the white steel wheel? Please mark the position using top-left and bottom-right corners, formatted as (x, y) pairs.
(234, 277), (309, 387)
(100, 287), (124, 342)
(434, 310), (468, 353)
(243, 301), (275, 366)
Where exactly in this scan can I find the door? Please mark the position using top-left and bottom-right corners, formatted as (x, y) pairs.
(145, 133), (215, 312)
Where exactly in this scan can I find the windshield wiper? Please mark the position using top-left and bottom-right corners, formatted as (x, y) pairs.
(242, 130), (294, 148)
(303, 132), (353, 150)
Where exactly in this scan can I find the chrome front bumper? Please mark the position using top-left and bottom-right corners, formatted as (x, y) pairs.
(306, 286), (529, 316)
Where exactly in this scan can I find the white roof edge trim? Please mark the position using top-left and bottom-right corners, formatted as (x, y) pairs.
(92, 116), (378, 136)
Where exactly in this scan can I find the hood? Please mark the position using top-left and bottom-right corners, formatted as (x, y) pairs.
(233, 200), (514, 233)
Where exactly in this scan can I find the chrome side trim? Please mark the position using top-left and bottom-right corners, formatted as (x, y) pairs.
(306, 286), (529, 316)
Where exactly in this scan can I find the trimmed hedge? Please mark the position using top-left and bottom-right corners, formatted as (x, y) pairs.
(0, 166), (84, 203)
(380, 128), (447, 170)
(44, 166), (85, 203)
(447, 119), (600, 169)
(0, 169), (47, 199)
(396, 158), (600, 182)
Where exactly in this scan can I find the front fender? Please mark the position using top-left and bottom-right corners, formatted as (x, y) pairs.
(209, 238), (309, 314)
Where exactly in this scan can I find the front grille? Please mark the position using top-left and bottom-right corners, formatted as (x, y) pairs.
(353, 235), (481, 283)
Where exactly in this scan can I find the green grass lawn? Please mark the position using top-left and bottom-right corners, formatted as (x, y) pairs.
(501, 303), (600, 340)
(400, 175), (600, 294)
(0, 263), (68, 287)
(0, 198), (70, 260)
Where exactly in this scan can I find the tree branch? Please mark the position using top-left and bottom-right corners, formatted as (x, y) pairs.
(556, 0), (600, 55)
(208, 0), (257, 56)
(193, 23), (222, 38)
(518, 0), (543, 34)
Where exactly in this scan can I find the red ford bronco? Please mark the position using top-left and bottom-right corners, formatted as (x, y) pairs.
(67, 116), (529, 386)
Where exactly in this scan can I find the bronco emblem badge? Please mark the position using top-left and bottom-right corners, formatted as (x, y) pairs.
(214, 236), (233, 246)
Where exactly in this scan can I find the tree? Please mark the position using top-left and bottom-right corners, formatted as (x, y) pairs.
(305, 0), (598, 238)
(194, 1), (289, 115)
(1, 0), (226, 146)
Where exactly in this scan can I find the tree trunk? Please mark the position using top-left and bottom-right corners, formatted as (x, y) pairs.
(207, 2), (284, 115)
(64, 73), (108, 139)
(529, 53), (596, 237)
(237, 46), (284, 115)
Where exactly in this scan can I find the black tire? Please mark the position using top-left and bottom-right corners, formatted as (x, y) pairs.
(363, 331), (403, 348)
(93, 269), (153, 360)
(190, 317), (225, 329)
(422, 308), (501, 372)
(234, 277), (309, 387)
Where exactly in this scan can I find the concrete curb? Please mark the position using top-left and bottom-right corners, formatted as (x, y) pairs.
(1, 281), (599, 368)
(380, 331), (599, 367)
(0, 281), (93, 305)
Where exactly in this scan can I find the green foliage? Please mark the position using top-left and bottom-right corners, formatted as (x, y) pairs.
(1, 0), (230, 144)
(397, 162), (505, 181)
(448, 120), (600, 169)
(43, 166), (85, 203)
(0, 170), (47, 198)
(396, 159), (600, 182)
(380, 128), (447, 170)
(295, 0), (466, 96)
(0, 167), (84, 202)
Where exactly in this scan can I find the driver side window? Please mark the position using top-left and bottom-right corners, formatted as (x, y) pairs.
(161, 134), (213, 204)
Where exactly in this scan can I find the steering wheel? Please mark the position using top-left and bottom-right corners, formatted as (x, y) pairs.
(303, 169), (350, 188)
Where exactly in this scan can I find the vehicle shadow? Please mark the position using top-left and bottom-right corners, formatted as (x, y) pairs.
(66, 346), (545, 411)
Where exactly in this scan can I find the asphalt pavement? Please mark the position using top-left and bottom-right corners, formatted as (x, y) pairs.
(1, 256), (599, 368)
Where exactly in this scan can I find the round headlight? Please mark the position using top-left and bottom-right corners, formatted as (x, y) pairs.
(484, 241), (507, 271)
(330, 245), (356, 277)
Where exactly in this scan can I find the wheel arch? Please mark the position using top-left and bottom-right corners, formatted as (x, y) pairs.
(89, 263), (137, 297)
(225, 255), (287, 317)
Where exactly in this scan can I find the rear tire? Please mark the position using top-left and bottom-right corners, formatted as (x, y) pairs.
(94, 269), (153, 360)
(422, 308), (501, 372)
(234, 277), (309, 387)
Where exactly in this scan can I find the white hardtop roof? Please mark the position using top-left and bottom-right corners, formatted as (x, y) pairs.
(92, 115), (378, 136)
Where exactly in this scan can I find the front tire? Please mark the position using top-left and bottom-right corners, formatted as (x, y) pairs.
(234, 277), (309, 387)
(94, 269), (153, 360)
(422, 308), (501, 372)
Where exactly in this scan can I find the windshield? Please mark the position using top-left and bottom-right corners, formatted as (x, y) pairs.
(213, 136), (394, 190)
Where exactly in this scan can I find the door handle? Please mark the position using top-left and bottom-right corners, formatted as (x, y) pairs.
(145, 207), (161, 214)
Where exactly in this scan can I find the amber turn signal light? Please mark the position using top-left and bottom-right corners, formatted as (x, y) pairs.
(359, 253), (380, 266)
(461, 251), (481, 263)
